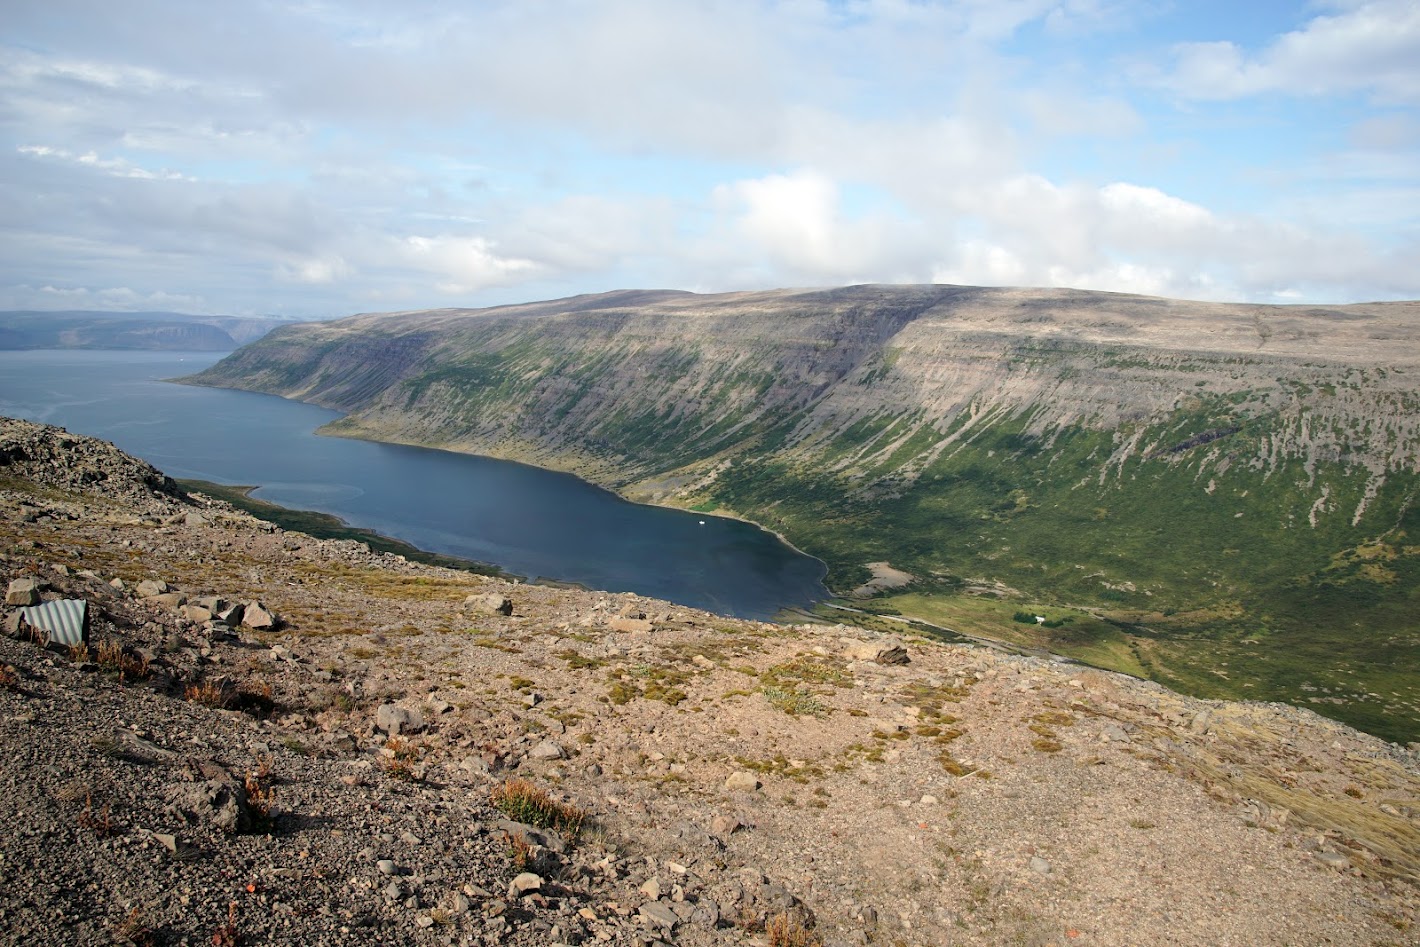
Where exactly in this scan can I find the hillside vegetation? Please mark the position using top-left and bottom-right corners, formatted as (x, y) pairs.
(185, 285), (1420, 742)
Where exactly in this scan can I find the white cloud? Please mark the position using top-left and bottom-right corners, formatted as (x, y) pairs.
(0, 0), (1414, 314)
(1156, 0), (1420, 102)
(18, 144), (192, 180)
(0, 283), (213, 312)
(394, 235), (541, 295)
(707, 169), (930, 285)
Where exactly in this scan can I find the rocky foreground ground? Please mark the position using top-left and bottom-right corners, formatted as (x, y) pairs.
(0, 416), (1416, 947)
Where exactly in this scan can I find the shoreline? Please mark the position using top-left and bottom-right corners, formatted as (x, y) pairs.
(167, 377), (827, 590)
(309, 418), (836, 589)
(176, 479), (518, 581)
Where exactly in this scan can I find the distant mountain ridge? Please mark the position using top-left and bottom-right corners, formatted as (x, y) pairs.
(0, 310), (292, 351)
(184, 284), (1420, 741)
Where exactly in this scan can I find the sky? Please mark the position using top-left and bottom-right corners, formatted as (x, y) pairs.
(1, 0), (1418, 319)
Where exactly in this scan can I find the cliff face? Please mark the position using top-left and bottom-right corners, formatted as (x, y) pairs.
(186, 285), (1420, 741)
(190, 285), (1420, 486)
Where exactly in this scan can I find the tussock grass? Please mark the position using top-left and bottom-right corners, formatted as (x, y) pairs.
(766, 912), (822, 947)
(761, 684), (827, 717)
(489, 778), (587, 836)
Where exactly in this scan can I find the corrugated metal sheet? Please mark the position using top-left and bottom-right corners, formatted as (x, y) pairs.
(21, 598), (88, 647)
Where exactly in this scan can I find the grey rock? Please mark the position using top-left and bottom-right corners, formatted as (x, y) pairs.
(167, 779), (252, 834)
(529, 739), (566, 760)
(216, 603), (245, 626)
(466, 593), (513, 617)
(842, 637), (910, 665)
(377, 859), (398, 876)
(691, 900), (721, 929)
(639, 901), (679, 931)
(148, 591), (188, 610)
(4, 610), (27, 637)
(135, 579), (168, 598)
(242, 601), (279, 630)
(376, 704), (426, 736)
(6, 578), (41, 607)
(1101, 723), (1130, 743)
(1029, 856), (1052, 875)
(508, 872), (543, 897)
(724, 771), (760, 792)
(1316, 850), (1350, 869)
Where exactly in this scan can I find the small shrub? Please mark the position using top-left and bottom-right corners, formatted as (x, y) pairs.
(210, 902), (239, 947)
(231, 681), (276, 717)
(489, 778), (586, 836)
(244, 767), (276, 831)
(766, 912), (822, 947)
(761, 655), (849, 689)
(503, 830), (535, 870)
(761, 684), (826, 718)
(110, 907), (155, 946)
(183, 678), (232, 708)
(939, 752), (989, 778)
(95, 639), (150, 681)
(555, 649), (603, 670)
(381, 737), (421, 782)
(77, 791), (116, 837)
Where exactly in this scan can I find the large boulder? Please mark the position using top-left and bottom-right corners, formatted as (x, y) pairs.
(465, 593), (513, 617)
(841, 637), (910, 665)
(5, 578), (40, 607)
(242, 601), (279, 631)
(166, 779), (253, 834)
(375, 703), (425, 736)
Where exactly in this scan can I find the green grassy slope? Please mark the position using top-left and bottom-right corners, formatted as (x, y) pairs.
(183, 286), (1420, 742)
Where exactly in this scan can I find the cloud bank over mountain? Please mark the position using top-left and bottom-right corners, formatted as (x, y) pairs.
(2, 1), (1417, 317)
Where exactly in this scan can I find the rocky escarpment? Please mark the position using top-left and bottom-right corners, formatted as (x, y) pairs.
(0, 416), (185, 502)
(185, 285), (1420, 743)
(1, 419), (1417, 946)
(186, 285), (1420, 496)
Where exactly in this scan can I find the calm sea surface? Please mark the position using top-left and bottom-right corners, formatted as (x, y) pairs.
(0, 350), (827, 619)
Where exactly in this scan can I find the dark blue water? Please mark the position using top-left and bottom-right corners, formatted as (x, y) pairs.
(0, 350), (827, 619)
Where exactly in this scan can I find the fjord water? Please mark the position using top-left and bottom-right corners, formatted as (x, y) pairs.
(0, 350), (827, 619)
